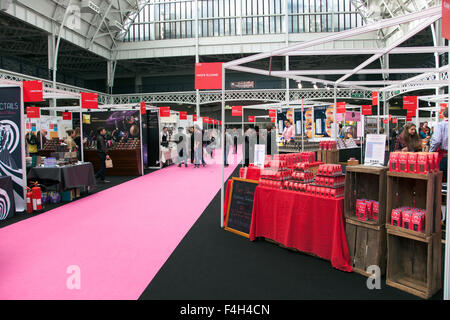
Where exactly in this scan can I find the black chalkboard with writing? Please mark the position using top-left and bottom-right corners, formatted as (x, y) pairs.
(225, 177), (259, 238)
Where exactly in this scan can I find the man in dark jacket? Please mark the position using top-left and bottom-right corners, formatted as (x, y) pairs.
(95, 127), (110, 183)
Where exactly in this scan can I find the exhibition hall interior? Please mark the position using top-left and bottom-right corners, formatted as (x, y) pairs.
(0, 0), (449, 302)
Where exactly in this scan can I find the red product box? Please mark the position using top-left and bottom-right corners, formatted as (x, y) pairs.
(389, 153), (399, 171)
(412, 211), (425, 232)
(427, 153), (435, 173)
(398, 153), (409, 172)
(408, 153), (418, 173)
(372, 201), (379, 221)
(356, 199), (368, 221)
(434, 152), (439, 171)
(402, 210), (413, 230)
(417, 153), (429, 174)
(391, 209), (402, 227)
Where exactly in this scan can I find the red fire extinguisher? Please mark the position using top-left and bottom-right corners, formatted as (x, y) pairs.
(26, 188), (33, 214)
(31, 186), (42, 212)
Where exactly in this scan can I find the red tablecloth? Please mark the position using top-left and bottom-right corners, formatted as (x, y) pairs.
(239, 166), (261, 181)
(249, 186), (352, 272)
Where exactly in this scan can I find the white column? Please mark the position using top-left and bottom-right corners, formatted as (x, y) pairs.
(195, 0), (200, 118)
(220, 64), (226, 229)
(445, 43), (450, 301)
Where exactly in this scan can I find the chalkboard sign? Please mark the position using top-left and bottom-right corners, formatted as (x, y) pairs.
(225, 177), (259, 238)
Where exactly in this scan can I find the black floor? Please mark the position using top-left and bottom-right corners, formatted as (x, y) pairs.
(139, 166), (444, 300)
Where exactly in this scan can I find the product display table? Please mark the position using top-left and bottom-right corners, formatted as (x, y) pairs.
(239, 166), (261, 181)
(27, 162), (96, 191)
(249, 186), (352, 272)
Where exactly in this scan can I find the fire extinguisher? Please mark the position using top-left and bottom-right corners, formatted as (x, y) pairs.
(31, 186), (42, 212)
(26, 188), (33, 214)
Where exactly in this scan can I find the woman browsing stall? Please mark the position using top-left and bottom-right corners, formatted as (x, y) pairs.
(394, 122), (422, 152)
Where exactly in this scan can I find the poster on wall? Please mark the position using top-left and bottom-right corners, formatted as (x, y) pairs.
(364, 134), (386, 166)
(0, 86), (26, 212)
(311, 106), (334, 138)
(82, 110), (141, 150)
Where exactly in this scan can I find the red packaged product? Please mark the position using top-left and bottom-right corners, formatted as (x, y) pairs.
(389, 152), (399, 172)
(417, 153), (429, 174)
(427, 153), (435, 173)
(398, 153), (409, 172)
(412, 211), (425, 232)
(372, 201), (379, 221)
(408, 153), (418, 173)
(356, 199), (368, 221)
(391, 208), (402, 227)
(434, 152), (439, 171)
(402, 210), (413, 230)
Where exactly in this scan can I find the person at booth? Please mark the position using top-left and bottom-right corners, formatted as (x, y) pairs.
(161, 127), (169, 148)
(95, 127), (110, 183)
(394, 122), (422, 152)
(430, 107), (448, 180)
(173, 127), (188, 168)
(281, 120), (295, 142)
(65, 130), (77, 152)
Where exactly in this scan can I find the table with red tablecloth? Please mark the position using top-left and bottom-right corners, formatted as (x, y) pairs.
(249, 186), (352, 272)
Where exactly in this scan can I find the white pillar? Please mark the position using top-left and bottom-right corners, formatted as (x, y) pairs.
(220, 64), (226, 229)
(444, 43), (450, 300)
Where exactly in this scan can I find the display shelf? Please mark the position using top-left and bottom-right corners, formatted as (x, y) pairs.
(345, 165), (387, 226)
(386, 231), (441, 299)
(84, 149), (142, 176)
(317, 149), (339, 164)
(345, 218), (386, 277)
(386, 171), (442, 236)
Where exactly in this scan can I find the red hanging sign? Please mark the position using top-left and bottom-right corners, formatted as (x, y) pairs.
(26, 107), (40, 118)
(232, 106), (243, 117)
(270, 117), (276, 123)
(388, 114), (392, 121)
(443, 0), (450, 40)
(383, 119), (389, 124)
(203, 117), (209, 123)
(62, 112), (72, 121)
(336, 102), (346, 114)
(219, 121), (222, 126)
(81, 92), (99, 109)
(179, 111), (187, 120)
(361, 105), (372, 115)
(160, 106), (170, 117)
(440, 103), (447, 110)
(372, 91), (378, 106)
(392, 118), (398, 124)
(403, 96), (418, 110)
(248, 116), (255, 123)
(195, 62), (223, 90)
(193, 114), (198, 122)
(214, 119), (218, 125)
(23, 80), (43, 102)
(269, 109), (277, 118)
(140, 102), (146, 115)
(406, 116), (413, 122)
(406, 108), (416, 118)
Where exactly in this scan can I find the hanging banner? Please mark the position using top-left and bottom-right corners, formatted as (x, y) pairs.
(443, 0), (450, 40)
(383, 119), (389, 124)
(140, 102), (146, 115)
(159, 106), (170, 117)
(203, 117), (210, 124)
(270, 117), (276, 123)
(193, 114), (198, 122)
(23, 80), (43, 102)
(372, 91), (378, 106)
(248, 116), (255, 123)
(214, 119), (218, 125)
(406, 109), (416, 117)
(232, 106), (243, 117)
(179, 111), (187, 120)
(194, 62), (223, 90)
(62, 112), (72, 121)
(361, 105), (372, 115)
(392, 118), (398, 124)
(403, 96), (418, 110)
(269, 109), (277, 118)
(219, 121), (222, 126)
(0, 86), (26, 212)
(81, 92), (99, 109)
(26, 107), (40, 119)
(336, 102), (346, 114)
(388, 115), (392, 121)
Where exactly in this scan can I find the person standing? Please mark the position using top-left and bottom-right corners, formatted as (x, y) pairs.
(281, 120), (295, 142)
(65, 130), (77, 152)
(223, 129), (233, 167)
(173, 127), (188, 167)
(194, 125), (205, 168)
(430, 107), (448, 180)
(189, 126), (195, 164)
(74, 127), (82, 161)
(26, 131), (39, 156)
(232, 128), (238, 154)
(95, 127), (110, 183)
(394, 122), (422, 152)
(161, 127), (169, 148)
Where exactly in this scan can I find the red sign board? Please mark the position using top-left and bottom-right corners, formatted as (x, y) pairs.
(270, 117), (276, 123)
(443, 0), (450, 40)
(62, 112), (72, 121)
(406, 108), (416, 118)
(203, 117), (209, 123)
(193, 114), (197, 122)
(392, 118), (398, 124)
(179, 111), (187, 120)
(440, 103), (447, 110)
(248, 116), (255, 123)
(383, 119), (389, 124)
(160, 106), (170, 117)
(336, 102), (346, 114)
(232, 106), (243, 117)
(26, 107), (40, 118)
(23, 80), (43, 102)
(81, 92), (99, 109)
(361, 105), (372, 115)
(403, 96), (418, 110)
(219, 121), (222, 126)
(269, 109), (277, 118)
(372, 91), (378, 106)
(214, 119), (218, 125)
(195, 62), (223, 90)
(140, 102), (146, 115)
(406, 116), (413, 122)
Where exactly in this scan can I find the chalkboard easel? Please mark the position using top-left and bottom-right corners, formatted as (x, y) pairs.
(225, 177), (259, 238)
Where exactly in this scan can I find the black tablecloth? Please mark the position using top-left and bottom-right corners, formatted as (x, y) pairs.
(28, 163), (96, 190)
(0, 176), (15, 220)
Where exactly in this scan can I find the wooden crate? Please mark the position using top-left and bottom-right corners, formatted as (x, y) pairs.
(326, 150), (339, 164)
(345, 165), (387, 226)
(386, 171), (442, 238)
(386, 229), (441, 299)
(346, 218), (386, 277)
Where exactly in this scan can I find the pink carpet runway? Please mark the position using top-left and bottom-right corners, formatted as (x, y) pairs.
(0, 150), (241, 300)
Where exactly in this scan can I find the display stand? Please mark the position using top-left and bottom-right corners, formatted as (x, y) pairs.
(344, 165), (387, 276)
(385, 171), (442, 299)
